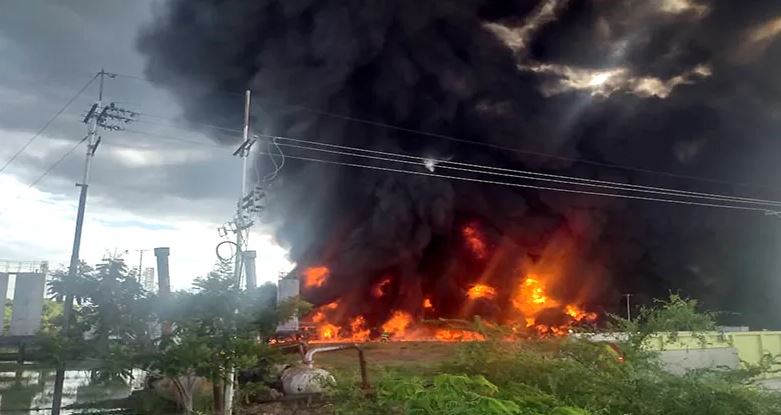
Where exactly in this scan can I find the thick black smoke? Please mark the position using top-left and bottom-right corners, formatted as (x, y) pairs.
(138, 0), (781, 328)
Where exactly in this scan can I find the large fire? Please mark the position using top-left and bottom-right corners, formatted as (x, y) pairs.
(381, 311), (413, 337)
(303, 266), (329, 288)
(467, 284), (497, 300)
(298, 222), (598, 343)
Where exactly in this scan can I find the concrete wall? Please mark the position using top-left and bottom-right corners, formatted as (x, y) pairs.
(8, 272), (46, 336)
(658, 348), (741, 375)
(0, 273), (8, 335)
(578, 330), (781, 378)
(644, 331), (781, 376)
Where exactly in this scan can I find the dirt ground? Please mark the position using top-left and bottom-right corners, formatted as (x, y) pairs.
(313, 341), (461, 375)
(240, 342), (463, 414)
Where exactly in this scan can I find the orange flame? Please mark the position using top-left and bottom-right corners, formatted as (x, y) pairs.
(381, 311), (413, 337)
(349, 316), (371, 342)
(467, 284), (497, 300)
(372, 277), (392, 298)
(322, 300), (340, 310)
(298, 227), (599, 343)
(319, 322), (340, 340)
(565, 305), (598, 323)
(303, 266), (329, 288)
(312, 311), (326, 323)
(513, 276), (555, 325)
(462, 223), (487, 259)
(512, 275), (597, 331)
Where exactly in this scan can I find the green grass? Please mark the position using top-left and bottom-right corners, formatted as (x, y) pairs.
(324, 338), (781, 415)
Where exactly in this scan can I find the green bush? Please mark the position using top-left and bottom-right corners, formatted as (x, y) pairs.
(331, 294), (781, 414)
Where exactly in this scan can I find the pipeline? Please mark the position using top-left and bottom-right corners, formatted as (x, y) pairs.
(303, 344), (369, 389)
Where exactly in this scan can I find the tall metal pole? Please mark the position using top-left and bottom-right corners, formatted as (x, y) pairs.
(51, 70), (105, 415)
(233, 89), (251, 284)
(224, 89), (251, 415)
(624, 293), (633, 322)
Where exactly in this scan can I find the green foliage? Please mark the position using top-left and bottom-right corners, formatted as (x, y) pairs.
(612, 293), (717, 349)
(332, 295), (781, 415)
(237, 381), (278, 404)
(401, 374), (520, 415)
(144, 273), (304, 413)
(41, 258), (302, 413)
(46, 258), (153, 345)
(209, 259), (234, 279)
(331, 371), (592, 415)
(40, 299), (64, 333)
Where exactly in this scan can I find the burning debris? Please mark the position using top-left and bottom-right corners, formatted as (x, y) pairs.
(298, 219), (598, 342)
(303, 266), (329, 289)
(466, 284), (498, 300)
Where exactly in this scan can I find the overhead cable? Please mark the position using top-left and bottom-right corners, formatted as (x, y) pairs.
(117, 126), (781, 212)
(252, 150), (781, 214)
(255, 134), (781, 208)
(0, 74), (98, 175)
(0, 136), (88, 216)
(110, 71), (772, 189)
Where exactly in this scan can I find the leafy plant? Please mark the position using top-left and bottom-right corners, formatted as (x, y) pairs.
(612, 293), (717, 349)
(42, 259), (305, 415)
(331, 294), (781, 415)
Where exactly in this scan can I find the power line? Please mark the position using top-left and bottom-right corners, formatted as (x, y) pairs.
(113, 126), (781, 212)
(123, 127), (226, 148)
(133, 111), (243, 134)
(255, 134), (781, 208)
(126, 109), (781, 206)
(0, 74), (98, 175)
(251, 150), (780, 214)
(0, 137), (87, 216)
(110, 71), (776, 190)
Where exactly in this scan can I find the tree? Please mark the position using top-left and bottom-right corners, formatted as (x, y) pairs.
(43, 258), (154, 381)
(42, 259), (306, 414)
(209, 259), (233, 279)
(612, 292), (717, 351)
(147, 274), (302, 414)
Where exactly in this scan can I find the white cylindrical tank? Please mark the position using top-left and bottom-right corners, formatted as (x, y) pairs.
(280, 365), (334, 395)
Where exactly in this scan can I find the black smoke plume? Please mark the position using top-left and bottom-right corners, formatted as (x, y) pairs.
(138, 0), (781, 328)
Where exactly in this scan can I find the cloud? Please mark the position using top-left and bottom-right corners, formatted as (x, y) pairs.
(106, 144), (214, 168)
(659, 0), (710, 17)
(0, 175), (293, 290)
(0, 0), (293, 290)
(483, 0), (566, 54)
(524, 62), (711, 98)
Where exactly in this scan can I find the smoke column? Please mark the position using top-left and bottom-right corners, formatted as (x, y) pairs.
(138, 0), (781, 328)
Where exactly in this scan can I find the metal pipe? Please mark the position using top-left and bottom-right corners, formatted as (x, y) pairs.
(303, 344), (369, 389)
